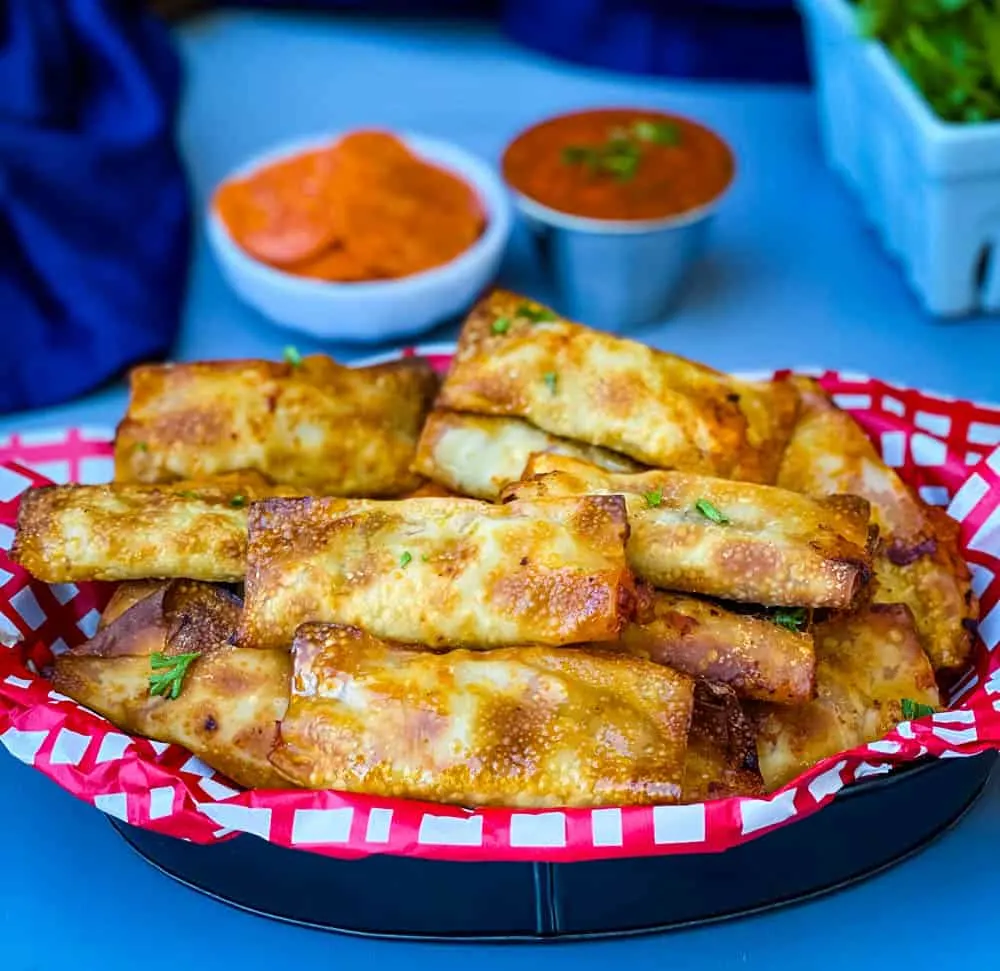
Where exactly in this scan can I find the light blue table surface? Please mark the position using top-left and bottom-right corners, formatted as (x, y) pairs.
(3, 11), (999, 969)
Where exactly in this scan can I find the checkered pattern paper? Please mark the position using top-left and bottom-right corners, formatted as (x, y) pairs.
(2, 355), (1000, 863)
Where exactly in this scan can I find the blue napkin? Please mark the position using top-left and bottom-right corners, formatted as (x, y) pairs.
(0, 0), (190, 415)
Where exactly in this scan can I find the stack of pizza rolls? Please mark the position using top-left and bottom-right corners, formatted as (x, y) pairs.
(11, 291), (974, 805)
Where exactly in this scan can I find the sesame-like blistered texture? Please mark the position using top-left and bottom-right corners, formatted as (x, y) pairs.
(10, 477), (307, 584)
(239, 494), (636, 651)
(751, 603), (940, 791)
(435, 290), (799, 482)
(608, 591), (816, 705)
(114, 355), (439, 495)
(503, 454), (874, 609)
(269, 623), (694, 808)
(412, 410), (643, 500)
(682, 681), (765, 803)
(778, 378), (976, 678)
(53, 581), (291, 790)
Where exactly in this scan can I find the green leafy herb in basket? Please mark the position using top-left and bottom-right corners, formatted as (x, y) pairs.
(853, 0), (1000, 123)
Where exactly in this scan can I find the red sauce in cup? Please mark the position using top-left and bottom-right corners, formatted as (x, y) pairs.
(502, 108), (735, 222)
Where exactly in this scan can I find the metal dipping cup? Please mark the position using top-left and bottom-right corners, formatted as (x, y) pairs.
(510, 190), (731, 332)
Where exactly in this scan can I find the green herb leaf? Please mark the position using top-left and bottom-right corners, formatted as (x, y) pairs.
(420, 553), (430, 562)
(633, 119), (681, 145)
(543, 372), (558, 394)
(230, 494), (247, 508)
(771, 608), (808, 632)
(135, 442), (148, 452)
(901, 697), (936, 720)
(177, 490), (200, 500)
(694, 498), (730, 524)
(562, 145), (597, 165)
(643, 489), (663, 508)
(283, 345), (303, 367)
(399, 551), (413, 568)
(492, 317), (511, 334)
(149, 651), (201, 701)
(516, 304), (557, 323)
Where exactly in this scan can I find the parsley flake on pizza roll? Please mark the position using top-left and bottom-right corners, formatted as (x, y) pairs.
(53, 580), (291, 791)
(114, 354), (438, 496)
(269, 623), (694, 807)
(435, 290), (799, 483)
(239, 494), (636, 651)
(412, 409), (642, 500)
(502, 454), (875, 609)
(12, 476), (307, 583)
(605, 591), (816, 705)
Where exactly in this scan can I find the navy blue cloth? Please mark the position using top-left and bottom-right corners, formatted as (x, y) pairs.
(227, 1), (808, 83)
(0, 0), (190, 415)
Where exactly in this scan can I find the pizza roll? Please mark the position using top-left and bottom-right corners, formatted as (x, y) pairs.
(502, 454), (874, 609)
(53, 580), (290, 790)
(114, 355), (438, 496)
(239, 494), (636, 650)
(269, 623), (695, 807)
(435, 290), (799, 482)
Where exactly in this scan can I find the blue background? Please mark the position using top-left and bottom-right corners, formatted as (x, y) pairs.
(3, 11), (1000, 968)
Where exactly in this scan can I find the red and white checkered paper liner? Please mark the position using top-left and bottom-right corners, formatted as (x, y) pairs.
(3, 348), (1000, 863)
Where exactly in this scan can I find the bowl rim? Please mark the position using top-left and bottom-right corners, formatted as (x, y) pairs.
(206, 130), (513, 294)
(500, 105), (736, 235)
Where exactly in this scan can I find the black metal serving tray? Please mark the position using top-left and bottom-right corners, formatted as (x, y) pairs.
(110, 752), (995, 941)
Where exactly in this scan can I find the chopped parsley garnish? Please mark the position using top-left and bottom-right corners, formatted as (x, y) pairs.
(694, 498), (729, 524)
(561, 119), (680, 182)
(135, 442), (148, 452)
(543, 372), (558, 394)
(149, 651), (201, 701)
(643, 489), (663, 508)
(420, 553), (430, 562)
(516, 304), (557, 323)
(399, 551), (413, 568)
(771, 608), (807, 633)
(230, 494), (247, 508)
(632, 119), (680, 146)
(901, 698), (935, 720)
(283, 345), (303, 367)
(177, 490), (200, 500)
(492, 317), (511, 334)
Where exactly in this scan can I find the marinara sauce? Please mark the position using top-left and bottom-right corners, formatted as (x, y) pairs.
(502, 108), (734, 222)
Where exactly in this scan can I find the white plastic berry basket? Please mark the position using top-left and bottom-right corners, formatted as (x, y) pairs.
(796, 0), (1000, 317)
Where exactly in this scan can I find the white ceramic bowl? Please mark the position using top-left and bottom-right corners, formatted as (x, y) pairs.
(206, 132), (513, 343)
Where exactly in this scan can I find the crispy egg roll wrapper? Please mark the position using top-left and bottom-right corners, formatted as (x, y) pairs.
(412, 409), (642, 500)
(503, 454), (874, 609)
(682, 681), (766, 803)
(605, 591), (815, 704)
(778, 378), (976, 677)
(751, 603), (940, 791)
(114, 355), (438, 496)
(269, 623), (694, 807)
(240, 494), (636, 651)
(436, 290), (799, 482)
(99, 580), (169, 630)
(12, 477), (309, 583)
(53, 581), (291, 790)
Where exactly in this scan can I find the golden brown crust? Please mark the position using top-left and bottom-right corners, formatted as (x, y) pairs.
(10, 476), (310, 583)
(502, 454), (874, 609)
(269, 623), (694, 807)
(412, 409), (643, 500)
(435, 291), (799, 482)
(53, 581), (290, 790)
(682, 681), (765, 802)
(606, 591), (816, 704)
(239, 494), (636, 651)
(778, 378), (977, 676)
(751, 603), (940, 791)
(114, 355), (439, 496)
(99, 580), (169, 630)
